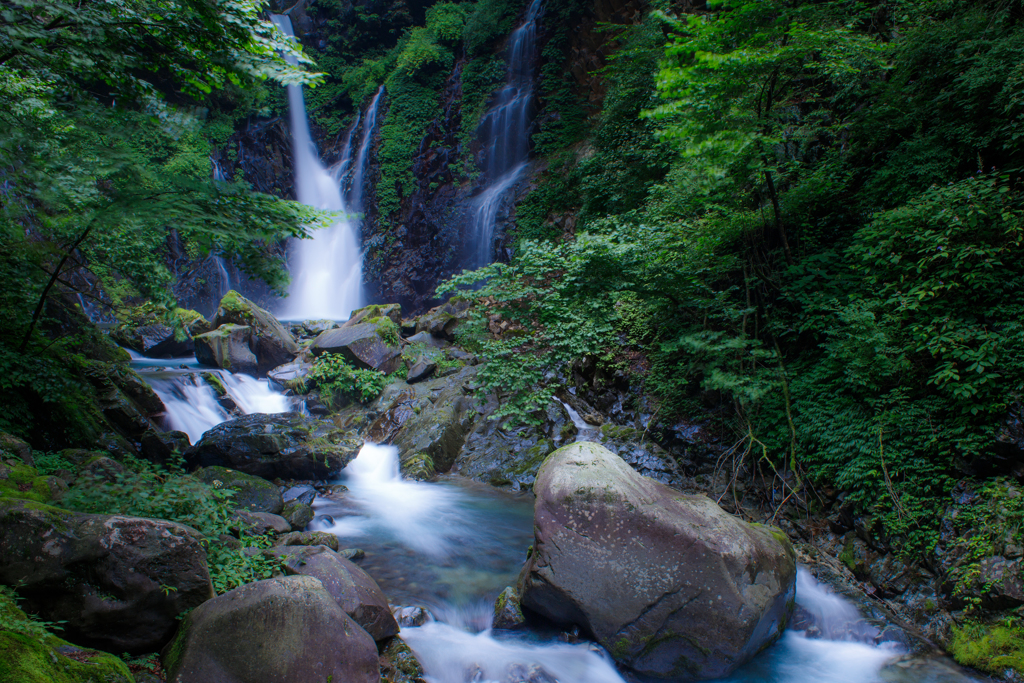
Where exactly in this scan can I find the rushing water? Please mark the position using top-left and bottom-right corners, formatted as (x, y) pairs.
(272, 14), (379, 321)
(466, 0), (543, 269)
(128, 354), (291, 443)
(305, 442), (979, 683)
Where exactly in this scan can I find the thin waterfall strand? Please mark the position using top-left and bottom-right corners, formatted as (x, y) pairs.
(466, 0), (543, 268)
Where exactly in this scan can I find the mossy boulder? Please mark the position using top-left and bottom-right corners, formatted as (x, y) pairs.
(0, 432), (33, 466)
(281, 499), (314, 530)
(951, 621), (1024, 676)
(380, 637), (424, 683)
(266, 359), (312, 392)
(309, 322), (402, 374)
(140, 429), (191, 464)
(413, 299), (471, 341)
(519, 442), (796, 680)
(194, 324), (258, 375)
(194, 466), (283, 514)
(0, 458), (62, 504)
(161, 575), (379, 683)
(112, 305), (209, 358)
(186, 413), (361, 481)
(267, 545), (399, 641)
(493, 586), (526, 629)
(211, 291), (300, 373)
(0, 630), (133, 683)
(0, 499), (214, 653)
(344, 303), (402, 328)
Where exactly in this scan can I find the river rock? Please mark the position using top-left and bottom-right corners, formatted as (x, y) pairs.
(162, 575), (379, 683)
(413, 299), (472, 341)
(310, 322), (402, 374)
(194, 324), (258, 374)
(185, 413), (362, 480)
(234, 511), (291, 535)
(211, 291), (300, 373)
(519, 442), (796, 680)
(274, 530), (340, 551)
(406, 357), (437, 383)
(0, 432), (33, 466)
(343, 303), (402, 328)
(268, 545), (399, 641)
(0, 499), (214, 653)
(195, 465), (284, 514)
(114, 322), (194, 358)
(281, 499), (315, 530)
(493, 586), (526, 629)
(141, 429), (192, 464)
(267, 359), (312, 392)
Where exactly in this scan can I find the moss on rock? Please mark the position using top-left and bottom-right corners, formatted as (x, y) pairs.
(951, 621), (1024, 676)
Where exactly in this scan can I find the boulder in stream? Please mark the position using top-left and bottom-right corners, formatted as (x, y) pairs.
(194, 323), (258, 375)
(210, 291), (300, 373)
(162, 575), (379, 683)
(310, 321), (402, 374)
(267, 544), (399, 641)
(185, 413), (362, 480)
(0, 499), (214, 653)
(519, 442), (796, 680)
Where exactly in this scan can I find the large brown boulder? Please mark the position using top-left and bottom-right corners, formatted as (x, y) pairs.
(0, 500), (214, 653)
(310, 322), (402, 374)
(268, 545), (399, 641)
(211, 291), (300, 373)
(162, 576), (379, 683)
(185, 413), (361, 480)
(519, 442), (796, 680)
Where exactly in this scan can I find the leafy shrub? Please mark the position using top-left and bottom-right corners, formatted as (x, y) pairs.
(427, 2), (469, 44)
(63, 456), (279, 594)
(304, 353), (388, 406)
(33, 452), (74, 476)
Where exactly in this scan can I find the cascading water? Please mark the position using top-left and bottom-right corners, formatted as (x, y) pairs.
(466, 0), (543, 269)
(556, 398), (598, 442)
(306, 444), (979, 683)
(128, 354), (291, 443)
(272, 14), (381, 321)
(348, 87), (384, 208)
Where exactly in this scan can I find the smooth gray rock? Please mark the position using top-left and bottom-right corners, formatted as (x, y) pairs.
(268, 545), (399, 641)
(161, 576), (378, 683)
(519, 442), (796, 680)
(310, 322), (402, 374)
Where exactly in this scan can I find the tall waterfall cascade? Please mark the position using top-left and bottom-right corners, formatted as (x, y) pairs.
(466, 0), (543, 269)
(273, 14), (383, 321)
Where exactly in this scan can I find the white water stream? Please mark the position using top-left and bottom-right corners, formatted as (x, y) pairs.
(273, 14), (380, 321)
(128, 353), (291, 443)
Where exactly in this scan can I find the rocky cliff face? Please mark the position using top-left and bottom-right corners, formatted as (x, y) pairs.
(169, 0), (649, 318)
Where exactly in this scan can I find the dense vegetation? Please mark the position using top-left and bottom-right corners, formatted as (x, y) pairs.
(447, 0), (1024, 557)
(0, 0), (326, 442)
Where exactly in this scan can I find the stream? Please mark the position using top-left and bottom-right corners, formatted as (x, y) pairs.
(128, 347), (980, 683)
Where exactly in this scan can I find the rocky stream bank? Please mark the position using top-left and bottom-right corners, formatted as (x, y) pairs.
(0, 292), (1015, 682)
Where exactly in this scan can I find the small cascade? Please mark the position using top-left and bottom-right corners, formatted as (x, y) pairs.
(130, 355), (291, 443)
(212, 256), (232, 299)
(466, 0), (543, 269)
(556, 398), (598, 442)
(272, 14), (366, 321)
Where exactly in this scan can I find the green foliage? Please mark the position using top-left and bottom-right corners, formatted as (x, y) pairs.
(374, 316), (402, 346)
(62, 456), (278, 594)
(463, 0), (518, 54)
(33, 452), (74, 477)
(304, 353), (388, 406)
(427, 2), (470, 44)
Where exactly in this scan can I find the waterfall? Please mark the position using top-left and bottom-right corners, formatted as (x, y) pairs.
(348, 86), (384, 209)
(272, 14), (378, 322)
(212, 256), (232, 299)
(466, 0), (543, 269)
